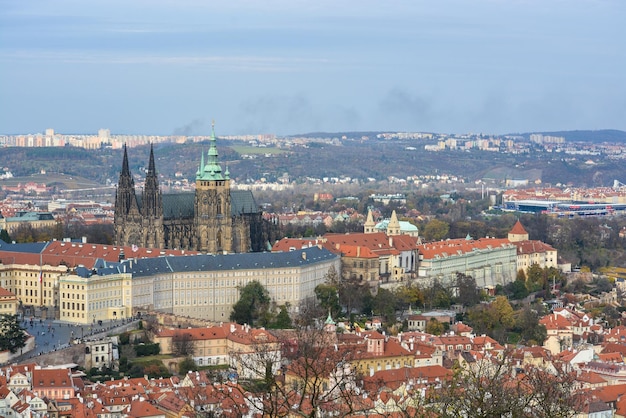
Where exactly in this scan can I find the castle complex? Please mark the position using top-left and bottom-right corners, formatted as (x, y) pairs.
(113, 126), (272, 253)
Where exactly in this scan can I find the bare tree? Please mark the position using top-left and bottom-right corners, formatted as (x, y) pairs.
(229, 326), (370, 417)
(172, 331), (194, 357)
(429, 352), (583, 418)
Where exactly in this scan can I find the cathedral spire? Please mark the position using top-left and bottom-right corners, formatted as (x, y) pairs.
(115, 144), (138, 215)
(121, 144), (131, 177)
(147, 143), (156, 176)
(142, 143), (162, 218)
(196, 120), (226, 181)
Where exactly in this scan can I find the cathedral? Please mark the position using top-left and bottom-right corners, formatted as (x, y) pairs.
(113, 126), (272, 253)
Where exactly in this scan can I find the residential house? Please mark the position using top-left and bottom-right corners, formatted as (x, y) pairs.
(31, 367), (76, 400)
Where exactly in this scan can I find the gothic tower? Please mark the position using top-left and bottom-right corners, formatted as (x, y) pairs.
(114, 145), (143, 246)
(387, 210), (401, 236)
(194, 123), (233, 253)
(364, 208), (376, 234)
(141, 144), (164, 248)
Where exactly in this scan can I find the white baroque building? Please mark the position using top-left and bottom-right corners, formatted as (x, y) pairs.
(61, 245), (340, 323)
(417, 237), (518, 289)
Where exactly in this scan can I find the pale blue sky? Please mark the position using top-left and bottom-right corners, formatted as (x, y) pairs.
(1, 0), (624, 136)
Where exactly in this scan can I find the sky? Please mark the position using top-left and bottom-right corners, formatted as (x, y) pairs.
(1, 0), (625, 136)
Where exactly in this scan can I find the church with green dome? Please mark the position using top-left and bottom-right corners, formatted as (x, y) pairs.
(113, 125), (274, 253)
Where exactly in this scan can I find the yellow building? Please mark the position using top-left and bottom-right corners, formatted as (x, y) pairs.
(0, 212), (57, 235)
(0, 286), (18, 316)
(58, 268), (132, 324)
(154, 325), (230, 367)
(0, 258), (66, 318)
(341, 332), (414, 377)
(508, 220), (558, 275)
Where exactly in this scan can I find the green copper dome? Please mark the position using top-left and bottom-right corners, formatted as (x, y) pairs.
(196, 122), (229, 181)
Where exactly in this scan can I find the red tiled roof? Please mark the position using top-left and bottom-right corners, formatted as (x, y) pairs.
(592, 383), (626, 403)
(0, 286), (16, 297)
(125, 399), (165, 417)
(0, 241), (199, 269)
(513, 240), (556, 255)
(417, 237), (511, 260)
(32, 368), (73, 389)
(509, 220), (528, 235)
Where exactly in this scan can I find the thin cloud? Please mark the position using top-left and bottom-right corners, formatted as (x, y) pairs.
(0, 50), (330, 72)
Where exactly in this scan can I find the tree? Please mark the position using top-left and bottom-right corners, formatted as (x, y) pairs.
(593, 277), (613, 295)
(425, 279), (452, 309)
(422, 219), (450, 241)
(0, 228), (10, 243)
(229, 326), (369, 417)
(372, 288), (396, 324)
(425, 318), (444, 335)
(172, 331), (195, 357)
(506, 274), (530, 300)
(230, 281), (271, 326)
(178, 356), (197, 375)
(514, 305), (547, 345)
(526, 264), (546, 292)
(269, 304), (293, 329)
(0, 314), (27, 353)
(430, 351), (582, 418)
(394, 283), (425, 314)
(315, 283), (341, 318)
(455, 273), (481, 308)
(467, 296), (514, 343)
(338, 277), (370, 318)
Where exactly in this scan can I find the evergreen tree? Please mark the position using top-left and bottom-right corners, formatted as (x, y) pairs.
(0, 229), (10, 243)
(270, 305), (293, 329)
(0, 314), (27, 353)
(230, 281), (271, 326)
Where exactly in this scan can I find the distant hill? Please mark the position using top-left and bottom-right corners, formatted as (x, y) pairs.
(514, 129), (626, 143)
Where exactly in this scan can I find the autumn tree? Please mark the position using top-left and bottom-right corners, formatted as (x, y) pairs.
(467, 296), (514, 343)
(425, 318), (444, 336)
(422, 219), (450, 241)
(394, 283), (425, 313)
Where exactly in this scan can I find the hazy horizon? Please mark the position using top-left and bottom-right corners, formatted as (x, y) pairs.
(1, 0), (624, 136)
